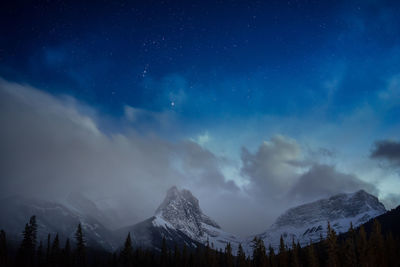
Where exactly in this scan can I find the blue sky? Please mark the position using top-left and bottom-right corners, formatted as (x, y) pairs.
(1, 0), (400, 234)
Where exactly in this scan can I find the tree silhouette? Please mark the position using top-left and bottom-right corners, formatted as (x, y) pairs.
(120, 232), (133, 266)
(342, 223), (357, 267)
(236, 243), (246, 267)
(278, 235), (288, 267)
(326, 222), (339, 267)
(306, 241), (319, 267)
(74, 223), (86, 266)
(51, 233), (60, 267)
(291, 238), (300, 267)
(17, 216), (38, 267)
(224, 242), (233, 267)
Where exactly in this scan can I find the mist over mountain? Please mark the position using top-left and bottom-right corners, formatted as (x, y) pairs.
(1, 79), (392, 237)
(0, 186), (388, 257)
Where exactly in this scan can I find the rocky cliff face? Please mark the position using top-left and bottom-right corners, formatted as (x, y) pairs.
(116, 186), (241, 252)
(154, 186), (220, 239)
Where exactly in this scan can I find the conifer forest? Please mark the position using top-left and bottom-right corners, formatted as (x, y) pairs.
(1, 214), (399, 267)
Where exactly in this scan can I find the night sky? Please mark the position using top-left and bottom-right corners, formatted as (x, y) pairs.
(1, 0), (400, 235)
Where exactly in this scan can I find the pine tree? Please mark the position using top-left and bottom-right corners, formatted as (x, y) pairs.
(29, 216), (37, 248)
(74, 223), (86, 267)
(120, 232), (133, 266)
(269, 245), (277, 267)
(252, 237), (268, 267)
(17, 223), (34, 266)
(204, 239), (217, 267)
(236, 243), (246, 267)
(278, 235), (288, 267)
(291, 238), (300, 267)
(342, 223), (357, 267)
(225, 242), (234, 267)
(0, 230), (7, 267)
(326, 222), (339, 267)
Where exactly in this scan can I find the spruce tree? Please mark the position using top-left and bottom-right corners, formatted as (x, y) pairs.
(252, 237), (267, 267)
(269, 245), (277, 267)
(236, 243), (246, 267)
(326, 222), (339, 267)
(225, 242), (234, 267)
(342, 223), (357, 267)
(74, 223), (86, 266)
(120, 232), (133, 266)
(29, 216), (37, 248)
(18, 223), (34, 266)
(291, 238), (300, 267)
(278, 235), (288, 267)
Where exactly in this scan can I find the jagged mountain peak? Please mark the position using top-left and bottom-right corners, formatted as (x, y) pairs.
(156, 186), (200, 216)
(155, 186), (220, 231)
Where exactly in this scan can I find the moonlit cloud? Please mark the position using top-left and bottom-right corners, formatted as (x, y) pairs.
(0, 78), (396, 236)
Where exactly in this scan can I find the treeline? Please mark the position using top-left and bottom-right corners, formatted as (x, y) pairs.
(1, 216), (400, 267)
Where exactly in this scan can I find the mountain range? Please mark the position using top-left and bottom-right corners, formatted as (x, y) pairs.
(0, 187), (387, 255)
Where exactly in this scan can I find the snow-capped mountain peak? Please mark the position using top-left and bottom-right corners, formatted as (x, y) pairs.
(252, 190), (386, 250)
(154, 186), (220, 239)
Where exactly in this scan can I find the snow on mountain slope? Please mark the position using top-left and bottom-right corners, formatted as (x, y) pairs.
(117, 186), (242, 252)
(154, 186), (241, 251)
(247, 190), (386, 251)
(0, 195), (116, 251)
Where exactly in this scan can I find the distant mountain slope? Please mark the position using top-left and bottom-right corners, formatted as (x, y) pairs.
(248, 190), (386, 250)
(0, 196), (115, 251)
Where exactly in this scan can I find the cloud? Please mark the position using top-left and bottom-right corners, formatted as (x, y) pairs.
(0, 78), (384, 235)
(370, 140), (400, 166)
(240, 135), (303, 198)
(0, 78), (234, 229)
(239, 136), (379, 223)
(289, 164), (378, 204)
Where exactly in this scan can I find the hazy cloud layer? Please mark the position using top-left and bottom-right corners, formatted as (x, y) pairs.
(289, 164), (378, 204)
(0, 79), (381, 235)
